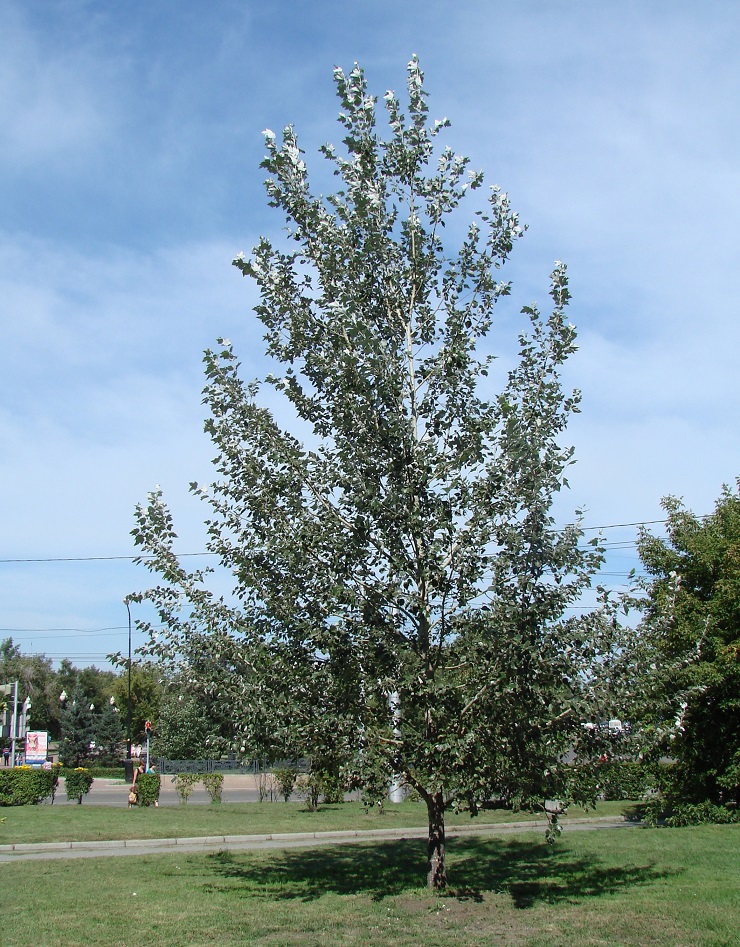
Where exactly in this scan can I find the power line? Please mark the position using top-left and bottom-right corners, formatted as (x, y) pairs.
(0, 514), (694, 564)
(579, 518), (667, 532)
(2, 624), (165, 639)
(0, 552), (216, 564)
(0, 625), (129, 633)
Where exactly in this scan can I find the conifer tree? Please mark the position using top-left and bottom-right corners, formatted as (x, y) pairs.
(59, 684), (95, 768)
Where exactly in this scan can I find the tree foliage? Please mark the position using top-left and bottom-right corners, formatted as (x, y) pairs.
(110, 660), (163, 743)
(635, 481), (740, 804)
(153, 689), (221, 760)
(0, 638), (60, 738)
(131, 58), (616, 888)
(58, 685), (96, 768)
(0, 642), (161, 759)
(94, 698), (124, 765)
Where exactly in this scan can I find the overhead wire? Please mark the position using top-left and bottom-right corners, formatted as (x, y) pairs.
(0, 513), (692, 565)
(0, 514), (679, 652)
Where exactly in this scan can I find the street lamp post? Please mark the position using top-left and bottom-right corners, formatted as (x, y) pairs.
(124, 599), (132, 763)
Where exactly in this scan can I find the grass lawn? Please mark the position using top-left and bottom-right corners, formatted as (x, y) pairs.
(0, 799), (636, 845)
(1, 825), (738, 946)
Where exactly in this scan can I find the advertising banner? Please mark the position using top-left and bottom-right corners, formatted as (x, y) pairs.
(25, 731), (48, 765)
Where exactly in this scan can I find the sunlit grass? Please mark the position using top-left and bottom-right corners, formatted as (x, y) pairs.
(0, 798), (635, 845)
(2, 825), (738, 946)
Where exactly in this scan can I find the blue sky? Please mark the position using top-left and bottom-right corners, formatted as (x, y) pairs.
(1, 1), (739, 667)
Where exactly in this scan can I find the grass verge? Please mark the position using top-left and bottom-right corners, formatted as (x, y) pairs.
(0, 799), (636, 845)
(1, 825), (738, 946)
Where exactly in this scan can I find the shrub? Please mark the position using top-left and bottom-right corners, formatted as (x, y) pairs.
(296, 769), (347, 810)
(665, 801), (739, 827)
(273, 767), (298, 802)
(296, 772), (321, 811)
(642, 796), (665, 827)
(567, 760), (658, 804)
(321, 773), (347, 804)
(600, 761), (655, 801)
(136, 772), (161, 807)
(256, 770), (276, 802)
(58, 765), (125, 781)
(202, 772), (224, 803)
(64, 768), (94, 805)
(173, 772), (200, 804)
(0, 767), (58, 806)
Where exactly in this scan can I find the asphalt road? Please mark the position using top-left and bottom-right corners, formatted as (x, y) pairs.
(52, 774), (270, 806)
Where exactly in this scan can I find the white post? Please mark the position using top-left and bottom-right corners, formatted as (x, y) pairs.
(389, 691), (404, 803)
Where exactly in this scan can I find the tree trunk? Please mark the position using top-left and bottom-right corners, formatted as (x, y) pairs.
(426, 791), (447, 890)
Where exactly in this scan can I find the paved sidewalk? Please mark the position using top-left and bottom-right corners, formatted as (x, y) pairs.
(0, 815), (634, 862)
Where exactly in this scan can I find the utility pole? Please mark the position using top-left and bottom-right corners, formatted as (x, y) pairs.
(125, 599), (133, 783)
(7, 681), (19, 767)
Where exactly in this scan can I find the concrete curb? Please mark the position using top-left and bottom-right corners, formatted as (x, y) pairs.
(0, 815), (630, 859)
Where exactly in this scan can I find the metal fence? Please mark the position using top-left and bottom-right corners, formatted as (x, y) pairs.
(155, 757), (309, 775)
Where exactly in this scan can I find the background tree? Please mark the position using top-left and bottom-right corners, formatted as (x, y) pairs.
(93, 697), (125, 765)
(57, 659), (117, 713)
(58, 684), (96, 767)
(0, 638), (61, 739)
(153, 690), (222, 760)
(132, 58), (615, 889)
(110, 661), (163, 743)
(635, 481), (740, 805)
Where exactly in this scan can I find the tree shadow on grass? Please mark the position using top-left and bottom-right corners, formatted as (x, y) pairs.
(204, 834), (679, 908)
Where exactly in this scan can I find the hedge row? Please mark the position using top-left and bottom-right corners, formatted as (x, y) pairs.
(567, 760), (657, 803)
(0, 768), (58, 806)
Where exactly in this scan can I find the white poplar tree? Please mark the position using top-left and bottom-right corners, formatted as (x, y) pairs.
(132, 58), (616, 889)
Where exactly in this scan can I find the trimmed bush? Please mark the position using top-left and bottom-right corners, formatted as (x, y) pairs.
(0, 767), (58, 806)
(172, 772), (223, 803)
(60, 765), (126, 780)
(296, 770), (347, 810)
(64, 768), (94, 804)
(321, 773), (347, 805)
(136, 772), (160, 807)
(296, 772), (321, 811)
(256, 770), (276, 803)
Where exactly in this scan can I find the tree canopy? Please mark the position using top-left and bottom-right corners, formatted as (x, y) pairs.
(132, 58), (616, 888)
(58, 684), (96, 768)
(635, 481), (740, 804)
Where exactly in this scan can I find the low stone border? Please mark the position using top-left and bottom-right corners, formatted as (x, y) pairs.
(0, 815), (629, 857)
